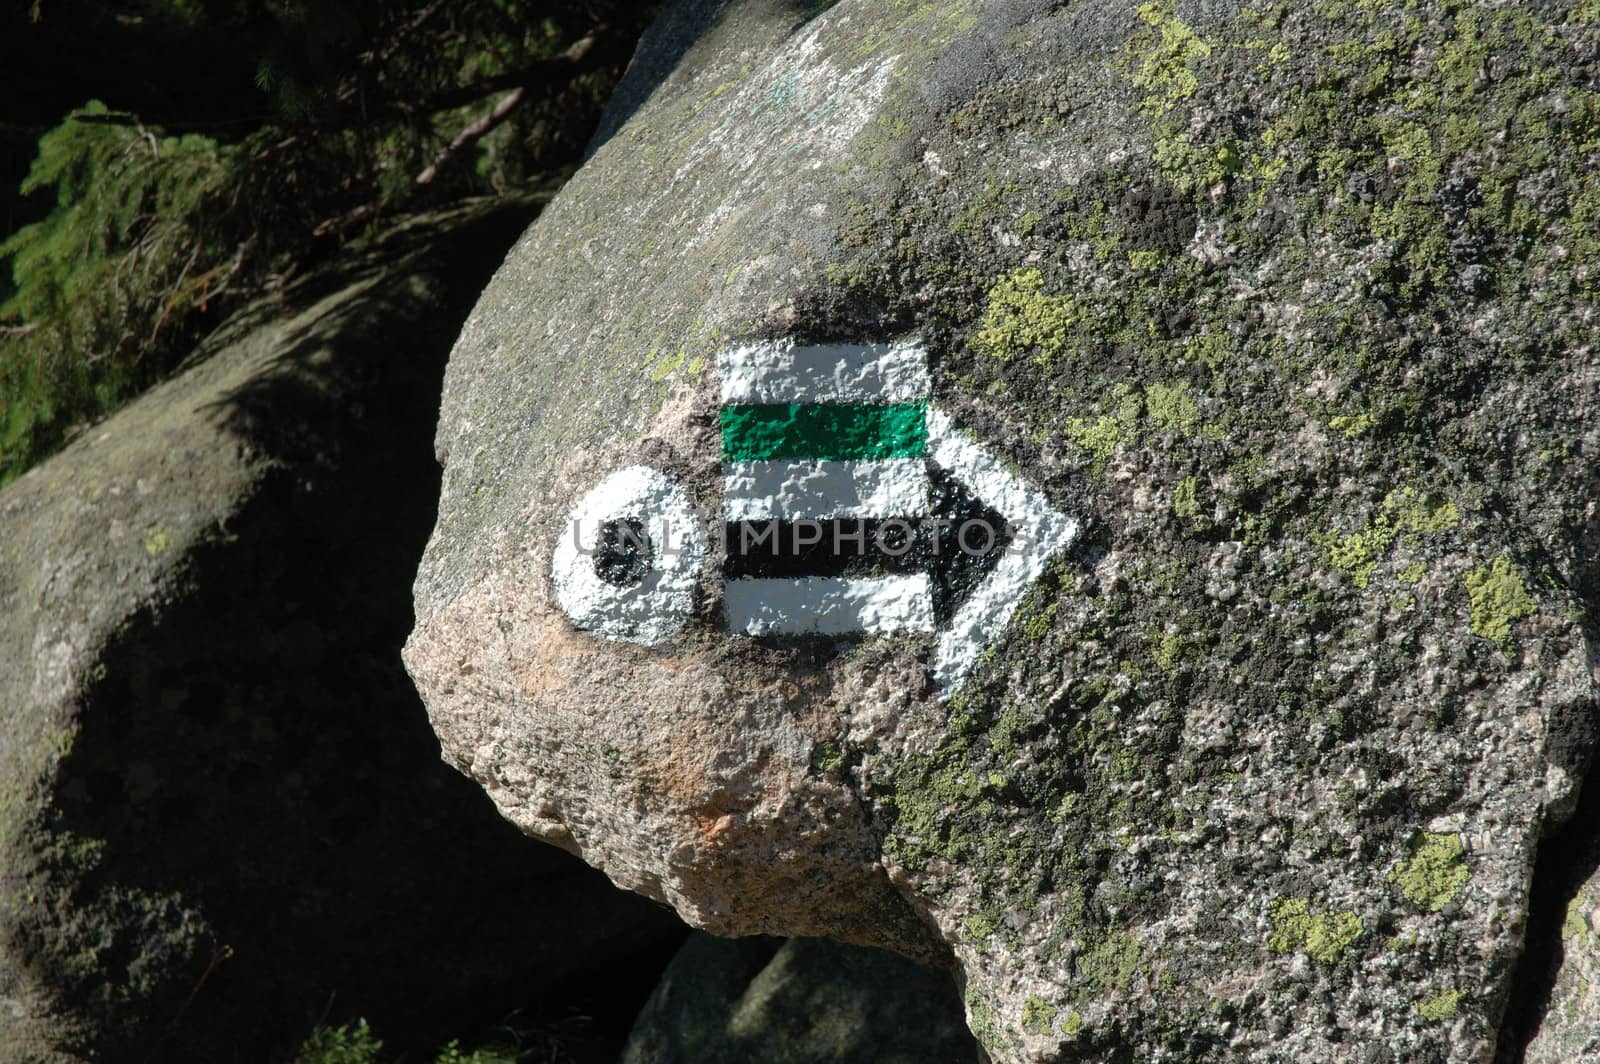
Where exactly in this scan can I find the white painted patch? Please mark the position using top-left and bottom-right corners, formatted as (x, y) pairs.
(550, 466), (705, 645)
(719, 340), (930, 404)
(723, 458), (929, 520)
(549, 365), (1074, 697)
(925, 409), (1079, 690)
(723, 575), (935, 636)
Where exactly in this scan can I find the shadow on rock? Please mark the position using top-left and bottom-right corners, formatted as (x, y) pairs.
(5, 197), (684, 1062)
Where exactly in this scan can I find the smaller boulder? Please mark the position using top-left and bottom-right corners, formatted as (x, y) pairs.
(622, 933), (979, 1064)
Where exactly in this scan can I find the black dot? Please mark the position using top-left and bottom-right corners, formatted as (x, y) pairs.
(594, 518), (652, 587)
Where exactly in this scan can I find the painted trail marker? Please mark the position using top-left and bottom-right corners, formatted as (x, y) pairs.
(551, 340), (1078, 693)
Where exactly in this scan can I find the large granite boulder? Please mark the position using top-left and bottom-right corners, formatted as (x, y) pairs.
(405, 1), (1600, 1059)
(621, 932), (978, 1063)
(0, 199), (680, 1061)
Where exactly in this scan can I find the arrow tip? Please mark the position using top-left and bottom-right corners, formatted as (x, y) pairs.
(925, 408), (1077, 693)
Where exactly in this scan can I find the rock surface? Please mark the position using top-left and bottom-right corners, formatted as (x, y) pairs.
(0, 198), (680, 1061)
(621, 932), (977, 1063)
(1526, 862), (1600, 1063)
(1515, 772), (1600, 1063)
(405, 0), (1600, 1059)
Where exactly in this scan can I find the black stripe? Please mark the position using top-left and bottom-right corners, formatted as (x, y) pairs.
(925, 463), (1012, 627)
(719, 465), (1016, 629)
(722, 518), (931, 580)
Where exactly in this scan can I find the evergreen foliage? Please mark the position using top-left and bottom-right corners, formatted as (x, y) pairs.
(295, 1016), (578, 1064)
(0, 0), (652, 485)
(0, 103), (239, 473)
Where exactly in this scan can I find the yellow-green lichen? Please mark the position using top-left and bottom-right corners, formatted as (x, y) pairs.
(1049, 792), (1080, 823)
(1464, 555), (1536, 647)
(141, 527), (171, 556)
(1019, 596), (1058, 642)
(1077, 930), (1141, 993)
(1320, 487), (1459, 587)
(1062, 382), (1151, 469)
(1267, 897), (1363, 963)
(1063, 414), (1126, 465)
(1398, 560), (1427, 584)
(810, 740), (846, 777)
(1021, 995), (1058, 1035)
(1144, 379), (1200, 435)
(1562, 894), (1594, 946)
(1386, 486), (1460, 535)
(1328, 412), (1376, 437)
(1172, 476), (1201, 522)
(964, 985), (999, 1046)
(1322, 524), (1389, 587)
(1415, 988), (1462, 1022)
(1128, 1), (1213, 118)
(1127, 248), (1165, 271)
(1151, 630), (1186, 672)
(972, 268), (1085, 362)
(1390, 832), (1470, 912)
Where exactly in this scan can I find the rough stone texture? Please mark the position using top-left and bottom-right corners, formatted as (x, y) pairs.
(621, 932), (977, 1063)
(1509, 766), (1600, 1063)
(1525, 863), (1600, 1062)
(405, 1), (1600, 1060)
(0, 198), (681, 1062)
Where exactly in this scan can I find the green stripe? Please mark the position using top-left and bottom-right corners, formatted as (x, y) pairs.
(721, 403), (927, 461)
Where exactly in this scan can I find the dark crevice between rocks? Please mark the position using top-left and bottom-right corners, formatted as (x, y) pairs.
(1496, 524), (1600, 1059)
(22, 198), (686, 1063)
(1495, 680), (1600, 1061)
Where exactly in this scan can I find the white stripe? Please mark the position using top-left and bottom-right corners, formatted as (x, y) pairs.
(723, 575), (935, 636)
(719, 340), (930, 404)
(925, 408), (1079, 690)
(723, 459), (928, 520)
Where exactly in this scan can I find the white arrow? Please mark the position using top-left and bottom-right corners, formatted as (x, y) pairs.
(717, 340), (1077, 693)
(923, 406), (1077, 691)
(551, 340), (1079, 697)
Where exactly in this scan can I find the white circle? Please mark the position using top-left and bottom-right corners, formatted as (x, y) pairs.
(550, 466), (705, 644)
